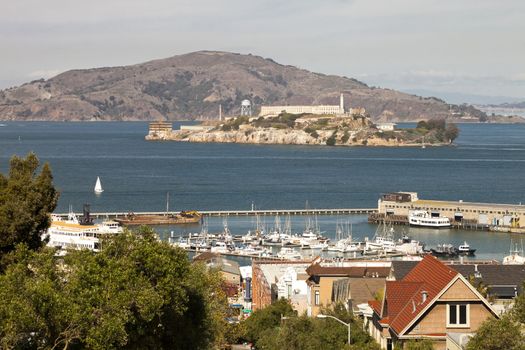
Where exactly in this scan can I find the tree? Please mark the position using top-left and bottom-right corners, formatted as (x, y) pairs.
(0, 227), (227, 349)
(244, 301), (379, 350)
(466, 315), (525, 350)
(444, 123), (459, 142)
(0, 153), (58, 265)
(404, 339), (434, 350)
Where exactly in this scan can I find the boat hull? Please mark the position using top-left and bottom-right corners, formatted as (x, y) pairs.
(115, 214), (201, 226)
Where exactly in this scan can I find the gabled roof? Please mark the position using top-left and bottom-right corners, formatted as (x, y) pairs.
(379, 255), (459, 335)
(383, 281), (423, 319)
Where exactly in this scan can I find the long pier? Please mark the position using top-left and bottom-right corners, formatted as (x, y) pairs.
(54, 208), (377, 220)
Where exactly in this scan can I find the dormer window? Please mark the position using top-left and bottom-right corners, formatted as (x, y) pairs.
(447, 304), (469, 327)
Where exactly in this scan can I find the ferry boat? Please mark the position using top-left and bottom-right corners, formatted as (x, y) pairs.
(44, 206), (122, 252)
(409, 210), (451, 228)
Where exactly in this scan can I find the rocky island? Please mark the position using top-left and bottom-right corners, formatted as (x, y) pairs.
(146, 114), (459, 147)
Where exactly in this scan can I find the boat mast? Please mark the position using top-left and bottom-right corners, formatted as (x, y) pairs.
(166, 192), (169, 215)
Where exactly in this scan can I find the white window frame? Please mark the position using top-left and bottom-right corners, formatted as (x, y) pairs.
(314, 290), (320, 306)
(446, 303), (470, 328)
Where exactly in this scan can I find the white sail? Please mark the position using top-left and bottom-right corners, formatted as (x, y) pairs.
(94, 176), (104, 193)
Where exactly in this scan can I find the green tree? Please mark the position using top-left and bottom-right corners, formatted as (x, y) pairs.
(404, 339), (434, 350)
(326, 132), (337, 146)
(466, 315), (525, 350)
(0, 153), (58, 265)
(244, 301), (379, 350)
(0, 227), (226, 349)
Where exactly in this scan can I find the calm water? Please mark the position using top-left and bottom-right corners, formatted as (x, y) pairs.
(1, 121), (524, 260)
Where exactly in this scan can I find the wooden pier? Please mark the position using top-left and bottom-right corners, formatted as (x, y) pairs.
(54, 208), (377, 220)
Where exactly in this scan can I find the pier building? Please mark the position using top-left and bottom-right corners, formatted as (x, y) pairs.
(375, 192), (525, 232)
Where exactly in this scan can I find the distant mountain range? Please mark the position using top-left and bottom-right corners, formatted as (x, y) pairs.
(0, 51), (488, 122)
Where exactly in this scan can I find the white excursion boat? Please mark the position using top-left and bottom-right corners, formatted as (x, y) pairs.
(408, 210), (451, 228)
(94, 176), (104, 194)
(44, 206), (122, 252)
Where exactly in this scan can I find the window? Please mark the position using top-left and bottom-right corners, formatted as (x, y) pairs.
(447, 304), (469, 327)
(314, 291), (320, 305)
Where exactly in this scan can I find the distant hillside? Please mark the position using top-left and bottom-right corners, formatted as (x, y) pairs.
(0, 51), (487, 122)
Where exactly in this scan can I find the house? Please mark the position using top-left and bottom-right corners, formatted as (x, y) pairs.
(193, 252), (241, 286)
(365, 255), (498, 349)
(251, 260), (313, 312)
(306, 261), (391, 317)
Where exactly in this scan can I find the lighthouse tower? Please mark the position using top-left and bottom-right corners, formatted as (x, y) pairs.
(339, 93), (345, 114)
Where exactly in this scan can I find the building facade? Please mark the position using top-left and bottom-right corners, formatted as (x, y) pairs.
(259, 94), (345, 117)
(365, 256), (498, 350)
(378, 192), (525, 230)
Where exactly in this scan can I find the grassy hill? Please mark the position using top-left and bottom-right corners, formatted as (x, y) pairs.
(0, 51), (486, 122)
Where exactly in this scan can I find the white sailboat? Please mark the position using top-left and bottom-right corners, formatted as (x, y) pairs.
(94, 176), (104, 194)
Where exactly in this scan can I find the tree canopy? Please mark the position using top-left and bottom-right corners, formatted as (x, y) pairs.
(0, 228), (227, 350)
(0, 153), (58, 265)
(242, 300), (379, 350)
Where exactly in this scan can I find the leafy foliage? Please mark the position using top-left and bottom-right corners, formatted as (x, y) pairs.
(0, 153), (58, 267)
(466, 315), (525, 350)
(403, 339), (434, 350)
(243, 300), (379, 350)
(0, 228), (227, 350)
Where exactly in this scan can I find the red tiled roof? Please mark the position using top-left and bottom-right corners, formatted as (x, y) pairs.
(368, 300), (382, 315)
(384, 281), (423, 318)
(383, 255), (459, 335)
(379, 317), (390, 325)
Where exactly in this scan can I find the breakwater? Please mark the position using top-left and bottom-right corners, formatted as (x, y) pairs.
(53, 208), (377, 220)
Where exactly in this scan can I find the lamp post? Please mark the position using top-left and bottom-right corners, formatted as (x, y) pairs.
(317, 314), (351, 345)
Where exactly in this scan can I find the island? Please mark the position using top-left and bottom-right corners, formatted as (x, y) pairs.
(145, 114), (459, 147)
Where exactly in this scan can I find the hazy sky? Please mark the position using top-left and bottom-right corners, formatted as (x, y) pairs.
(1, 0), (524, 103)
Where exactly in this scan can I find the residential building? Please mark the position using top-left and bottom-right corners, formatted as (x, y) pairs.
(251, 260), (313, 312)
(365, 255), (498, 349)
(193, 252), (241, 286)
(305, 261), (391, 317)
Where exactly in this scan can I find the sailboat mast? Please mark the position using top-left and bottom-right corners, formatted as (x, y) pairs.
(166, 192), (169, 214)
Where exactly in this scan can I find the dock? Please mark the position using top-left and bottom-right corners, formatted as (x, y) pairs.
(373, 192), (525, 233)
(53, 208), (377, 220)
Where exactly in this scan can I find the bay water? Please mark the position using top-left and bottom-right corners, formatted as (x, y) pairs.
(1, 121), (524, 261)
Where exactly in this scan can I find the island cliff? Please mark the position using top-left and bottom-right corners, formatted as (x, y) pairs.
(146, 114), (458, 147)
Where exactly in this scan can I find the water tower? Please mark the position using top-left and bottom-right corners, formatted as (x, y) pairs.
(241, 99), (252, 116)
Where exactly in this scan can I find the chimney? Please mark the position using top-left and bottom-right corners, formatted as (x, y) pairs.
(474, 264), (482, 278)
(421, 291), (428, 303)
(339, 93), (344, 114)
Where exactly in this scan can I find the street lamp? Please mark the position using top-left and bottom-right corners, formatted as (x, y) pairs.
(317, 314), (351, 345)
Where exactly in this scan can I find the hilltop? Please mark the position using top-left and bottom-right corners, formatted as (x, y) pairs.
(0, 51), (486, 122)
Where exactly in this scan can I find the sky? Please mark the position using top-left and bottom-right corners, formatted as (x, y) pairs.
(1, 0), (524, 104)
